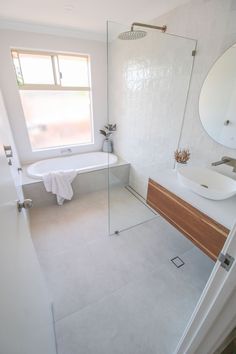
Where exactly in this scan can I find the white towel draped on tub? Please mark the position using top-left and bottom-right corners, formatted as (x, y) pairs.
(43, 170), (77, 205)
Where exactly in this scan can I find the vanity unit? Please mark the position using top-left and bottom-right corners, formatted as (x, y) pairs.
(150, 41), (236, 261)
(147, 170), (236, 261)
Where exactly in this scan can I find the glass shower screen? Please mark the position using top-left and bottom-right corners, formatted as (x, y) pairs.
(107, 21), (196, 235)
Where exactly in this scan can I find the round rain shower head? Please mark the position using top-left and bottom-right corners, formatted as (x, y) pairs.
(118, 30), (147, 40)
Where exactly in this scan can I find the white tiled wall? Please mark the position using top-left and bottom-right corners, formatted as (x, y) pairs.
(108, 29), (195, 198)
(109, 0), (236, 199)
(152, 0), (236, 167)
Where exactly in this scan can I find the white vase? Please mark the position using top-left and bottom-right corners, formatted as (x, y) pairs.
(102, 139), (113, 153)
(175, 162), (187, 170)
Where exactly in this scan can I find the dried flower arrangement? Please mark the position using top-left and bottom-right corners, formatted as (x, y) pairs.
(99, 124), (117, 139)
(174, 148), (190, 164)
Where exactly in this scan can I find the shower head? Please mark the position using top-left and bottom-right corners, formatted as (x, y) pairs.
(118, 22), (167, 40)
(118, 29), (147, 40)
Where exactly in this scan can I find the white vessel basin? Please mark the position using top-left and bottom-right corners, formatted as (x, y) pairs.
(177, 167), (236, 200)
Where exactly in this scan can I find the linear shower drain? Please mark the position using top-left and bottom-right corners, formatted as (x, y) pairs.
(171, 256), (185, 268)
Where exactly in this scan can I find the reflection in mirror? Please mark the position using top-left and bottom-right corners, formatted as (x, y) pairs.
(199, 44), (236, 148)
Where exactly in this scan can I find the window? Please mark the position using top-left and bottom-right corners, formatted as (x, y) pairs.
(11, 50), (93, 150)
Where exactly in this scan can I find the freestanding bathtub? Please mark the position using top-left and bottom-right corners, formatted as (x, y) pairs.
(27, 152), (118, 179)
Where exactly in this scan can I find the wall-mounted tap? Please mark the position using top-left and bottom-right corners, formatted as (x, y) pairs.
(212, 156), (236, 172)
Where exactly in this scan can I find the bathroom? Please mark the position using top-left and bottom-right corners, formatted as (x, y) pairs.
(1, 0), (236, 353)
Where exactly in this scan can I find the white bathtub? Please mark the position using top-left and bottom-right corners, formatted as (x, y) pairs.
(27, 152), (118, 179)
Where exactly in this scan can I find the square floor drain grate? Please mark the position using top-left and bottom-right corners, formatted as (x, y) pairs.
(171, 256), (185, 268)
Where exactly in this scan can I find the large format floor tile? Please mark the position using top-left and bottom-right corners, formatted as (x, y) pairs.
(109, 186), (156, 233)
(29, 188), (214, 354)
(56, 247), (213, 354)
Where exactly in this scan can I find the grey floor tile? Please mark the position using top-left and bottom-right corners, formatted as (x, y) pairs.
(120, 217), (194, 268)
(109, 186), (156, 234)
(29, 188), (214, 354)
(56, 259), (211, 354)
(42, 244), (129, 321)
(177, 246), (215, 292)
(86, 235), (157, 287)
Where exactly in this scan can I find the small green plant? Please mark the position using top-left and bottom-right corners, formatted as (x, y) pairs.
(99, 124), (116, 139)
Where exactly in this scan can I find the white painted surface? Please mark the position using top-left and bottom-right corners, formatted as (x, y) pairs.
(199, 45), (236, 148)
(151, 169), (236, 230)
(177, 167), (236, 200)
(0, 91), (23, 199)
(27, 152), (117, 179)
(0, 0), (189, 37)
(0, 92), (56, 353)
(0, 29), (107, 164)
(108, 26), (196, 198)
(152, 0), (236, 166)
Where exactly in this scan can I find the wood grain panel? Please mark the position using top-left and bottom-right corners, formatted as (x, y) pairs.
(147, 178), (229, 261)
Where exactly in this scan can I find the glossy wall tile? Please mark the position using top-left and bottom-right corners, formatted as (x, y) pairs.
(108, 27), (196, 199)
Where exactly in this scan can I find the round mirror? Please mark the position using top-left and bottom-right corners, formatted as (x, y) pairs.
(199, 44), (236, 149)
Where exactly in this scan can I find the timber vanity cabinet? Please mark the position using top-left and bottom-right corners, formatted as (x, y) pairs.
(147, 178), (230, 261)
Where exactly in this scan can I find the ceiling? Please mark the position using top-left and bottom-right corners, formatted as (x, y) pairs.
(0, 0), (189, 40)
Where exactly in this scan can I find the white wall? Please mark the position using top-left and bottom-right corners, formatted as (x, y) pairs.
(0, 93), (57, 354)
(0, 91), (23, 199)
(109, 26), (195, 198)
(152, 0), (236, 167)
(0, 29), (107, 164)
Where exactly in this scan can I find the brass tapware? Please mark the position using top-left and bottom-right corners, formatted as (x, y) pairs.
(130, 22), (167, 33)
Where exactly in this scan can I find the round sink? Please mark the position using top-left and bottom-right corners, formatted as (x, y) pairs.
(177, 167), (236, 200)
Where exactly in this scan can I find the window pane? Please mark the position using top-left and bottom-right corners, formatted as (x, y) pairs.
(58, 55), (90, 87)
(11, 51), (23, 85)
(19, 53), (54, 84)
(19, 90), (92, 150)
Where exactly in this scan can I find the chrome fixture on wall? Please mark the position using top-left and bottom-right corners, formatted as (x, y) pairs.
(118, 22), (167, 40)
(212, 156), (236, 172)
(3, 144), (13, 166)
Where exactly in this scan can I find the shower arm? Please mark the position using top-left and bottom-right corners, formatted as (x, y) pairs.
(131, 22), (167, 33)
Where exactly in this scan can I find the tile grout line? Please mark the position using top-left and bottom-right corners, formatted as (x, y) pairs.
(53, 249), (183, 324)
(110, 214), (158, 235)
(51, 302), (59, 354)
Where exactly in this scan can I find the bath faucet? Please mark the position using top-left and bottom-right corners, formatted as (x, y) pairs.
(211, 156), (236, 172)
(61, 148), (72, 154)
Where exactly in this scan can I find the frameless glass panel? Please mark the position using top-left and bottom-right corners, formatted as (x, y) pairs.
(107, 21), (196, 235)
(58, 55), (90, 87)
(18, 53), (54, 85)
(20, 90), (92, 149)
(106, 22), (216, 354)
